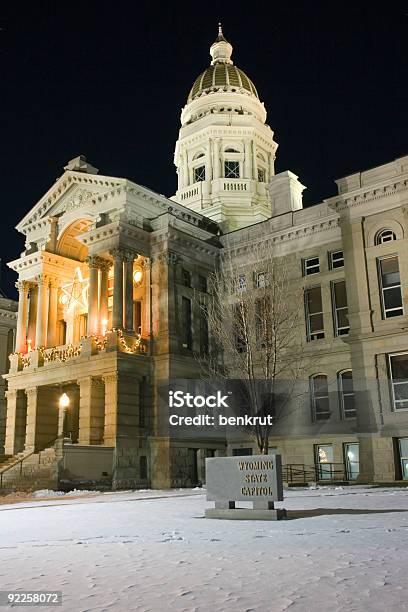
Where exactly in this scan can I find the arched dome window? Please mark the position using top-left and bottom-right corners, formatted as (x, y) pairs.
(225, 147), (240, 153)
(193, 152), (205, 160)
(375, 229), (396, 245)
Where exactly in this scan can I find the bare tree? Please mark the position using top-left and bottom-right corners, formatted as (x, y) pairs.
(198, 236), (308, 455)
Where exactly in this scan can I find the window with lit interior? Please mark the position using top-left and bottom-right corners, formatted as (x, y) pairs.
(305, 286), (325, 340)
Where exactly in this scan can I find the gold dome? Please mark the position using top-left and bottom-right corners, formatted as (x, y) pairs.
(188, 64), (259, 102)
(187, 25), (259, 102)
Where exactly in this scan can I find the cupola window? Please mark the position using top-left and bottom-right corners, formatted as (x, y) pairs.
(194, 165), (206, 182)
(225, 160), (240, 178)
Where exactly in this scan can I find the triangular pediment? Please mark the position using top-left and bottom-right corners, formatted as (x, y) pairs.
(16, 170), (124, 234)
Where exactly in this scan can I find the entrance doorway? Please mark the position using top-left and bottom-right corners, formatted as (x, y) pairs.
(315, 444), (334, 480)
(344, 442), (359, 480)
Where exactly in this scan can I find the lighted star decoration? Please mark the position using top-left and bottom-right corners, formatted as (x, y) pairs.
(60, 267), (89, 312)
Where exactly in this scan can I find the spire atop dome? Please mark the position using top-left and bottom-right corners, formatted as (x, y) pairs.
(210, 23), (233, 65)
(215, 22), (227, 42)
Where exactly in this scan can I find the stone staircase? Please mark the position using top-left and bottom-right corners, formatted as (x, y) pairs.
(0, 447), (58, 492)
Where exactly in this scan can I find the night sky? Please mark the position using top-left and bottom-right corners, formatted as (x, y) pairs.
(1, 2), (407, 297)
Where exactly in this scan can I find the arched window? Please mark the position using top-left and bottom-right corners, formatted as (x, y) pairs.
(310, 374), (330, 421)
(338, 370), (356, 419)
(375, 229), (396, 245)
(193, 152), (205, 160)
(224, 147), (240, 153)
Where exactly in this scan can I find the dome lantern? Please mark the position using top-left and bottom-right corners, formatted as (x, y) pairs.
(210, 23), (233, 65)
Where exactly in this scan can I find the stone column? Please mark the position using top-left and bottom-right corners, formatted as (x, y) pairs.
(47, 280), (59, 347)
(35, 276), (48, 348)
(103, 372), (118, 446)
(213, 139), (220, 179)
(244, 140), (252, 179)
(27, 284), (38, 348)
(142, 258), (151, 340)
(78, 376), (105, 445)
(124, 252), (135, 332)
(24, 387), (38, 452)
(4, 389), (27, 455)
(15, 281), (29, 353)
(182, 152), (189, 187)
(268, 152), (275, 179)
(111, 250), (124, 329)
(86, 256), (100, 335)
(99, 260), (111, 331)
(252, 141), (258, 180)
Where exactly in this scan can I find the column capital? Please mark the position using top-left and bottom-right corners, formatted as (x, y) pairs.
(25, 387), (38, 398)
(86, 255), (110, 270)
(15, 280), (30, 294)
(158, 251), (180, 266)
(35, 274), (49, 287)
(102, 371), (118, 384)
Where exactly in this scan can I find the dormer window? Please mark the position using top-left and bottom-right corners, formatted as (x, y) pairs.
(194, 165), (205, 182)
(225, 161), (240, 178)
(376, 229), (396, 245)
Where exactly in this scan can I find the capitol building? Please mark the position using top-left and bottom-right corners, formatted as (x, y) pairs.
(1, 26), (408, 489)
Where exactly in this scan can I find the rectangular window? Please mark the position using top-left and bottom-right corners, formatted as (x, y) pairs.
(305, 287), (325, 340)
(339, 370), (356, 418)
(389, 353), (408, 410)
(181, 297), (192, 349)
(256, 272), (266, 288)
(303, 257), (320, 276)
(182, 269), (191, 288)
(398, 438), (408, 480)
(194, 165), (205, 182)
(234, 305), (246, 353)
(237, 274), (247, 292)
(198, 275), (207, 293)
(378, 256), (403, 318)
(224, 161), (240, 178)
(311, 376), (330, 421)
(332, 280), (350, 336)
(257, 168), (265, 182)
(329, 250), (344, 269)
(199, 305), (209, 355)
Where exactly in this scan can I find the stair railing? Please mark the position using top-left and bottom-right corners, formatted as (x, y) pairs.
(0, 434), (65, 488)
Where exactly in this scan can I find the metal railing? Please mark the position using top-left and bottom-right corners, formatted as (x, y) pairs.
(0, 434), (64, 488)
(283, 463), (348, 485)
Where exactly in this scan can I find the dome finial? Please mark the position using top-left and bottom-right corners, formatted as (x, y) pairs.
(210, 23), (233, 64)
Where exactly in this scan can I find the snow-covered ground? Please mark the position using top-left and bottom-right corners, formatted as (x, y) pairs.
(1, 486), (408, 612)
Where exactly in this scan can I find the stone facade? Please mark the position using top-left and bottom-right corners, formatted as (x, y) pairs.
(2, 27), (408, 488)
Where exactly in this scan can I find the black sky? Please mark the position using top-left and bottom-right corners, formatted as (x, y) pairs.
(1, 2), (407, 297)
